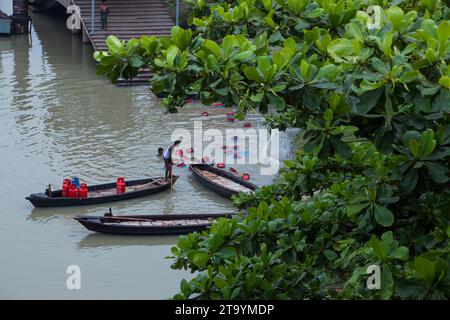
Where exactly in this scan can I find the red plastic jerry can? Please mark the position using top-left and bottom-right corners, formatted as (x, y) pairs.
(79, 183), (88, 198)
(116, 177), (126, 194)
(68, 184), (79, 198)
(62, 179), (71, 197)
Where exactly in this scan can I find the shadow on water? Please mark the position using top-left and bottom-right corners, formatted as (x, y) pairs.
(77, 233), (179, 250)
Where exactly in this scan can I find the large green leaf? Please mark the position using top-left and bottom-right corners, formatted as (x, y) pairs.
(419, 129), (436, 157)
(204, 40), (223, 59)
(215, 247), (237, 260)
(414, 257), (435, 287)
(106, 36), (123, 55)
(234, 51), (255, 61)
(436, 20), (449, 47)
(130, 56), (144, 68)
(351, 88), (384, 114)
(315, 64), (337, 81)
(327, 38), (355, 62)
(266, 92), (286, 111)
(257, 56), (276, 81)
(244, 66), (266, 83)
(392, 246), (409, 261)
(192, 252), (211, 267)
(374, 204), (394, 227)
(166, 45), (180, 69)
(347, 202), (369, 216)
(369, 235), (385, 260)
(387, 6), (404, 32)
(171, 26), (192, 51)
(425, 162), (449, 183)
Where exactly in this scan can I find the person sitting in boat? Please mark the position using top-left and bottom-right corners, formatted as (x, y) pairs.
(163, 140), (181, 180)
(157, 147), (164, 158)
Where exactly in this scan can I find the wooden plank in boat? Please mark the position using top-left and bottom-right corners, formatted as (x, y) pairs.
(138, 221), (154, 226)
(106, 221), (141, 226)
(198, 170), (251, 192)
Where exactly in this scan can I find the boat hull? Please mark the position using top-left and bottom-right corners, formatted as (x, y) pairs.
(74, 213), (231, 235)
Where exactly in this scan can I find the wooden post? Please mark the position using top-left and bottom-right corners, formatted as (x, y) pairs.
(170, 164), (173, 192)
(175, 0), (179, 26)
(91, 0), (95, 34)
(12, 0), (30, 34)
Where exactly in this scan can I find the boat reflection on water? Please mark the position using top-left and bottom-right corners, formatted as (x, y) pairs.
(78, 233), (179, 250)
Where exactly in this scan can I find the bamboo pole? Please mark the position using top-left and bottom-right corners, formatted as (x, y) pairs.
(170, 163), (173, 192)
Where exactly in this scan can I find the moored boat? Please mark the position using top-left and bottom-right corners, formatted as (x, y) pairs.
(25, 176), (179, 207)
(190, 164), (257, 199)
(74, 212), (233, 235)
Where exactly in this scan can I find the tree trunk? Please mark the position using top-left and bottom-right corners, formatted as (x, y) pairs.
(12, 0), (30, 34)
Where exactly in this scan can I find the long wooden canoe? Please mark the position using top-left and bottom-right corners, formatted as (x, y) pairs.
(25, 176), (179, 207)
(74, 212), (232, 235)
(190, 164), (257, 199)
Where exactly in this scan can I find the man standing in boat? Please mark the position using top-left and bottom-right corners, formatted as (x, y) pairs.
(163, 140), (181, 180)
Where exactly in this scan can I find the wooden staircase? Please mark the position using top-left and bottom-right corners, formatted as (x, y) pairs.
(74, 0), (174, 85)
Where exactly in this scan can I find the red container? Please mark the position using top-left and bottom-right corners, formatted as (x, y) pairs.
(217, 162), (225, 169)
(116, 177), (126, 194)
(79, 183), (88, 198)
(242, 173), (250, 180)
(68, 184), (79, 198)
(62, 179), (71, 197)
(201, 111), (209, 117)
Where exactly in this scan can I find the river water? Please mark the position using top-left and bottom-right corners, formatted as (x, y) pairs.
(0, 11), (295, 299)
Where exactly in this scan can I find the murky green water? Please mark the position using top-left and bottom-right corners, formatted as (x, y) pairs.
(0, 11), (295, 299)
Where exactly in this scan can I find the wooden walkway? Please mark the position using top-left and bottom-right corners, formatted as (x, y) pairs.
(74, 0), (174, 85)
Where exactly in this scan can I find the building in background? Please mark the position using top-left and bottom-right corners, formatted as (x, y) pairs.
(0, 0), (13, 15)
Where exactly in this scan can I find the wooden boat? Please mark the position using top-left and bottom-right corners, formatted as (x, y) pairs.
(25, 176), (179, 207)
(74, 212), (232, 235)
(190, 164), (257, 199)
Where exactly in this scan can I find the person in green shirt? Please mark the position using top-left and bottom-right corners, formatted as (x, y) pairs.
(100, 0), (110, 31)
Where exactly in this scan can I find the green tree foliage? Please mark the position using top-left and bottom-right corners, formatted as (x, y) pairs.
(94, 0), (450, 299)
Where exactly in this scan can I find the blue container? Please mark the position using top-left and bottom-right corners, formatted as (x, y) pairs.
(71, 178), (80, 189)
